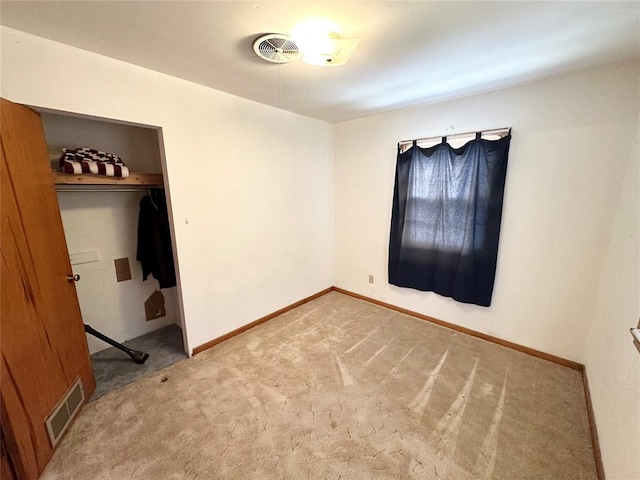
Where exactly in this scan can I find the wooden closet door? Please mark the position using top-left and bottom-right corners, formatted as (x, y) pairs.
(1, 427), (18, 480)
(1, 98), (95, 480)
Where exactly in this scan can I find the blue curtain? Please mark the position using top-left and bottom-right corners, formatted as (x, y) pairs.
(388, 134), (511, 307)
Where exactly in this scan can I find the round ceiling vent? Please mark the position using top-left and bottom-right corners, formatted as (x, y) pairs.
(253, 34), (302, 64)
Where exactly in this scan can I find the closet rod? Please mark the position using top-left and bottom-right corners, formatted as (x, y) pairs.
(398, 127), (511, 147)
(56, 187), (163, 193)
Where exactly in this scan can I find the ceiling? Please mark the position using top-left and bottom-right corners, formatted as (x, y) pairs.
(1, 1), (639, 123)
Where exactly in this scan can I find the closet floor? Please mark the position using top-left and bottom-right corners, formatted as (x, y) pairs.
(89, 324), (187, 401)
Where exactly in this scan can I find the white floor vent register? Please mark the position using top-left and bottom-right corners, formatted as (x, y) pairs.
(45, 377), (85, 447)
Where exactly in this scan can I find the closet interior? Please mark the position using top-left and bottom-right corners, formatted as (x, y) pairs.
(40, 110), (188, 400)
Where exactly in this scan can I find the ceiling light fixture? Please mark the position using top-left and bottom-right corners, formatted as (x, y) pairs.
(253, 18), (360, 67)
(292, 18), (360, 67)
(298, 31), (360, 67)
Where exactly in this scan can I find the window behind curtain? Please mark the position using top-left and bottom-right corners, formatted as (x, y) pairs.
(388, 132), (511, 307)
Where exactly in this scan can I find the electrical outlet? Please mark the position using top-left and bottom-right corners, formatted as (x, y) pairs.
(368, 275), (374, 284)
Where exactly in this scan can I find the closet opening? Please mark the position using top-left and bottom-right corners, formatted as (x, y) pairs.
(38, 108), (188, 401)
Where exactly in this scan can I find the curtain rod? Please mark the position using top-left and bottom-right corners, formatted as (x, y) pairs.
(398, 127), (511, 147)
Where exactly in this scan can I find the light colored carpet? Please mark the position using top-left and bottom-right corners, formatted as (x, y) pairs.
(42, 292), (597, 479)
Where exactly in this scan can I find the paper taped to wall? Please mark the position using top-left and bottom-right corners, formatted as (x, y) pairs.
(145, 290), (166, 321)
(69, 250), (99, 265)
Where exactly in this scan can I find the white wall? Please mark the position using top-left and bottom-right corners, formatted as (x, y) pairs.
(334, 62), (639, 363)
(1, 27), (335, 353)
(584, 119), (639, 479)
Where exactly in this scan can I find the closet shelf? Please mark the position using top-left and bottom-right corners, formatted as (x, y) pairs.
(52, 172), (164, 186)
